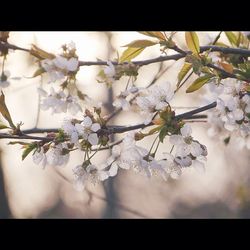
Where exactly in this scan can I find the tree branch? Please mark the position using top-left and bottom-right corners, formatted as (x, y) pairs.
(0, 102), (215, 142)
(2, 41), (250, 67)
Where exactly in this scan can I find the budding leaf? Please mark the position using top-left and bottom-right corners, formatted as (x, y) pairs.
(177, 62), (192, 87)
(159, 126), (168, 143)
(8, 141), (30, 146)
(119, 47), (145, 63)
(122, 39), (157, 48)
(186, 74), (213, 93)
(22, 143), (37, 161)
(30, 44), (55, 60)
(138, 32), (166, 41)
(218, 62), (234, 74)
(0, 121), (9, 129)
(185, 32), (200, 54)
(225, 32), (238, 46)
(30, 67), (46, 78)
(0, 91), (16, 129)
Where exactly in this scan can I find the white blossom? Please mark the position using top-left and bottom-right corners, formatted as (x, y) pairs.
(38, 87), (82, 115)
(72, 164), (109, 191)
(135, 82), (174, 124)
(75, 116), (101, 145)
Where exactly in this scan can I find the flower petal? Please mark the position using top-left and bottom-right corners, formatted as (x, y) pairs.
(88, 133), (99, 145)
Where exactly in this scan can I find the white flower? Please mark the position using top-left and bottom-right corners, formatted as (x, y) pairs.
(32, 148), (47, 169)
(135, 82), (174, 124)
(61, 119), (79, 144)
(104, 61), (116, 79)
(161, 153), (182, 179)
(72, 164), (109, 191)
(53, 56), (79, 72)
(67, 95), (82, 115)
(75, 116), (101, 145)
(46, 143), (69, 166)
(169, 124), (203, 157)
(41, 55), (78, 82)
(38, 87), (82, 115)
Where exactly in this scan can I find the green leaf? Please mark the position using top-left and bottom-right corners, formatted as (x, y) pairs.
(0, 121), (9, 129)
(225, 32), (238, 46)
(186, 74), (213, 93)
(185, 32), (200, 54)
(30, 44), (55, 60)
(8, 141), (30, 146)
(0, 91), (16, 129)
(119, 47), (145, 63)
(138, 32), (166, 41)
(32, 67), (46, 78)
(159, 126), (168, 143)
(177, 62), (192, 87)
(22, 143), (37, 161)
(122, 39), (157, 48)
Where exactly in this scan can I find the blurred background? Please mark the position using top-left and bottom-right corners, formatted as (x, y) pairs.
(0, 32), (250, 219)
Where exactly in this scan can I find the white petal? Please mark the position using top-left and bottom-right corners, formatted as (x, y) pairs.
(75, 123), (84, 135)
(98, 171), (109, 181)
(190, 142), (203, 157)
(109, 164), (118, 177)
(71, 131), (79, 144)
(67, 58), (79, 71)
(175, 143), (191, 157)
(169, 135), (183, 145)
(88, 133), (99, 145)
(170, 166), (182, 179)
(180, 124), (192, 137)
(91, 123), (101, 132)
(33, 151), (44, 165)
(82, 116), (92, 127)
(233, 109), (244, 121)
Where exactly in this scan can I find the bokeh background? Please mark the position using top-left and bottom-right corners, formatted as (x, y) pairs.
(0, 32), (250, 218)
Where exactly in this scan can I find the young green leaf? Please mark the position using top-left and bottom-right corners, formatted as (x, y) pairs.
(119, 47), (145, 63)
(0, 91), (16, 129)
(122, 39), (157, 48)
(0, 121), (9, 129)
(225, 32), (238, 46)
(218, 62), (234, 74)
(31, 67), (46, 78)
(8, 141), (30, 146)
(22, 143), (37, 161)
(185, 32), (200, 54)
(30, 44), (55, 60)
(138, 32), (166, 41)
(186, 74), (213, 93)
(177, 62), (192, 87)
(159, 126), (168, 143)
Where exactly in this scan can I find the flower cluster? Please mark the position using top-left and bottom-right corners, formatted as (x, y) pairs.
(206, 79), (250, 149)
(32, 142), (70, 168)
(169, 124), (207, 173)
(62, 115), (102, 147)
(41, 42), (79, 83)
(71, 127), (208, 190)
(113, 86), (139, 111)
(38, 87), (82, 115)
(135, 82), (174, 124)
